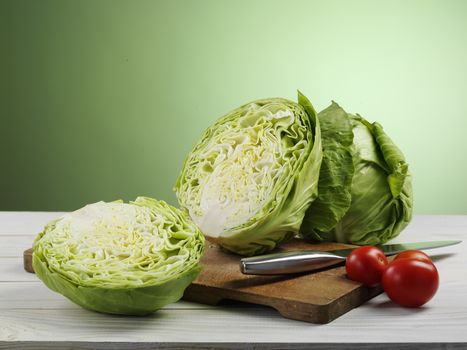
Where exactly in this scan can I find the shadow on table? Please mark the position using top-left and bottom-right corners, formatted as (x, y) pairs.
(369, 299), (434, 317)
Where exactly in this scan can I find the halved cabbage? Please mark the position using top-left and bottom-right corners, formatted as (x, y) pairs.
(175, 91), (322, 256)
(300, 102), (413, 244)
(33, 197), (204, 315)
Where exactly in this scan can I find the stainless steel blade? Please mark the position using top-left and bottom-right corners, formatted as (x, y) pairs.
(330, 240), (462, 257)
(240, 240), (462, 275)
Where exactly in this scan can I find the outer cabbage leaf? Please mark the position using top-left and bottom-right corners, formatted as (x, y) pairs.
(175, 91), (322, 256)
(300, 104), (413, 245)
(33, 197), (204, 315)
(300, 102), (354, 241)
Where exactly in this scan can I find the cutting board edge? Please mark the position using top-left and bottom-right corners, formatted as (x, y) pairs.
(183, 282), (344, 324)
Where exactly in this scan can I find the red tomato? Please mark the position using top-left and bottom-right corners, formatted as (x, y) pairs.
(382, 259), (439, 307)
(345, 246), (389, 287)
(394, 250), (433, 264)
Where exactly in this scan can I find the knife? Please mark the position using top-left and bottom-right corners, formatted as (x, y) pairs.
(240, 240), (462, 275)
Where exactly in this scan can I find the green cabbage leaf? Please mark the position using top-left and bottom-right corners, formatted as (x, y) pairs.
(33, 197), (204, 315)
(300, 102), (413, 244)
(175, 91), (322, 256)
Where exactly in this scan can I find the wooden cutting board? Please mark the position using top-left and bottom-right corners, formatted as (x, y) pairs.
(23, 239), (383, 324)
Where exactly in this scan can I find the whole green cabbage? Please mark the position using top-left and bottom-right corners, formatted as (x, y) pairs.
(300, 102), (413, 245)
(175, 92), (322, 256)
(33, 197), (204, 315)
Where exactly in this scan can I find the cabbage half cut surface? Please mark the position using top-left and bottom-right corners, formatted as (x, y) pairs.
(33, 197), (204, 315)
(300, 102), (413, 245)
(175, 92), (322, 256)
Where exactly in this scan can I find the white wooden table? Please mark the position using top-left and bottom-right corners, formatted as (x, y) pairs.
(0, 212), (466, 349)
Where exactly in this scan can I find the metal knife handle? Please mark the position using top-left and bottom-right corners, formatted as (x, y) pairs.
(240, 250), (346, 275)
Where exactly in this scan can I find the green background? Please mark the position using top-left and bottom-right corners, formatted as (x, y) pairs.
(2, 0), (466, 213)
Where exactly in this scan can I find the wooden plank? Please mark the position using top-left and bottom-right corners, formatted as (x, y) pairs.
(0, 258), (38, 282)
(1, 212), (464, 236)
(0, 342), (466, 350)
(2, 212), (466, 238)
(0, 235), (35, 258)
(0, 212), (64, 235)
(0, 282), (220, 310)
(0, 305), (466, 343)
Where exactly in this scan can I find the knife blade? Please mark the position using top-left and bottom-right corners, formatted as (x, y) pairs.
(240, 240), (462, 275)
